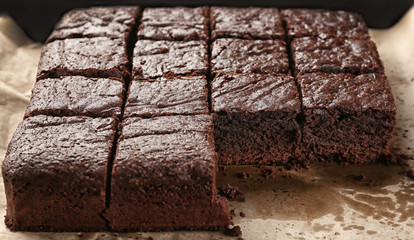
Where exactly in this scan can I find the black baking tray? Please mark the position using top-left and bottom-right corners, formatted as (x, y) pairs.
(1, 0), (413, 42)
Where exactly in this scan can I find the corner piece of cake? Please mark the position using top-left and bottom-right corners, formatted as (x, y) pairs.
(105, 115), (231, 231)
(2, 115), (117, 231)
(281, 8), (369, 40)
(46, 6), (141, 43)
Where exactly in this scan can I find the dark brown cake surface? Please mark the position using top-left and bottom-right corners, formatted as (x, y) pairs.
(37, 37), (129, 80)
(124, 76), (208, 118)
(114, 115), (216, 184)
(210, 7), (284, 40)
(281, 8), (369, 39)
(299, 72), (395, 110)
(291, 36), (384, 76)
(212, 73), (300, 114)
(119, 114), (213, 138)
(212, 73), (301, 165)
(211, 38), (289, 75)
(298, 72), (396, 163)
(25, 76), (124, 118)
(47, 6), (140, 43)
(138, 7), (208, 41)
(106, 115), (230, 231)
(133, 40), (208, 79)
(2, 115), (117, 231)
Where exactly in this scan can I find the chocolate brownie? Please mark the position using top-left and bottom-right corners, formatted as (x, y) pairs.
(25, 76), (124, 118)
(211, 7), (284, 40)
(133, 40), (208, 79)
(212, 73), (301, 165)
(138, 7), (208, 41)
(281, 9), (369, 40)
(105, 115), (231, 231)
(298, 73), (396, 163)
(291, 37), (384, 76)
(47, 6), (140, 43)
(2, 115), (117, 231)
(211, 39), (289, 75)
(124, 76), (208, 118)
(37, 37), (129, 80)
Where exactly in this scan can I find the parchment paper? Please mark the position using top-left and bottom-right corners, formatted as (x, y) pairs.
(0, 7), (413, 240)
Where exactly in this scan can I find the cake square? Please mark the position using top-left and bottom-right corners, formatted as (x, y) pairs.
(298, 72), (396, 163)
(211, 7), (284, 40)
(212, 73), (301, 165)
(138, 7), (209, 41)
(281, 9), (369, 40)
(47, 6), (140, 43)
(37, 37), (129, 80)
(291, 37), (384, 76)
(133, 40), (208, 79)
(105, 115), (231, 231)
(25, 76), (125, 118)
(211, 39), (289, 75)
(124, 76), (208, 118)
(2, 115), (117, 231)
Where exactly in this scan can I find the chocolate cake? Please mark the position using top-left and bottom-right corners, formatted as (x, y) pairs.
(290, 36), (384, 76)
(2, 115), (117, 231)
(133, 40), (208, 79)
(297, 72), (396, 163)
(212, 73), (301, 165)
(138, 7), (209, 41)
(211, 38), (289, 75)
(124, 76), (209, 118)
(2, 6), (397, 233)
(47, 6), (140, 43)
(37, 37), (129, 80)
(210, 7), (284, 40)
(281, 9), (369, 40)
(105, 115), (231, 231)
(25, 76), (125, 118)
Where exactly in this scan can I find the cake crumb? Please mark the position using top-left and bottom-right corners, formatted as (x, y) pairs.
(407, 170), (414, 180)
(261, 168), (274, 178)
(230, 208), (236, 216)
(224, 225), (242, 237)
(282, 174), (291, 179)
(355, 175), (365, 181)
(218, 166), (227, 171)
(240, 211), (246, 217)
(219, 184), (245, 201)
(238, 172), (251, 179)
(394, 153), (410, 166)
